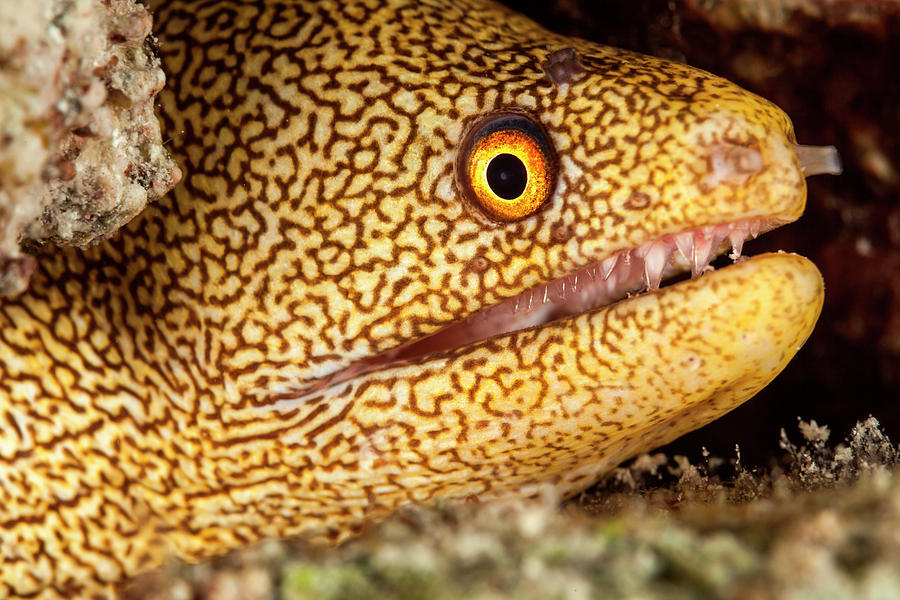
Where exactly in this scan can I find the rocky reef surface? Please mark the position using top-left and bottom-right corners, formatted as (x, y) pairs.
(0, 0), (180, 296)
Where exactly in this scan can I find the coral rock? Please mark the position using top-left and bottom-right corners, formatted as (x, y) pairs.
(0, 0), (181, 296)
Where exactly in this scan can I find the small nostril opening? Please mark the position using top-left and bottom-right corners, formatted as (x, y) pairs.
(793, 144), (842, 177)
(725, 145), (764, 175)
(701, 144), (763, 190)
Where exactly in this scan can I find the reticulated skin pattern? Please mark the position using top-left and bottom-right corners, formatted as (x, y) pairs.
(0, 0), (823, 596)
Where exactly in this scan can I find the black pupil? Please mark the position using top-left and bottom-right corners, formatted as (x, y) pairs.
(486, 153), (528, 200)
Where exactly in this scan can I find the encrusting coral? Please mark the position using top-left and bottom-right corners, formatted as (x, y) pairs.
(0, 0), (180, 296)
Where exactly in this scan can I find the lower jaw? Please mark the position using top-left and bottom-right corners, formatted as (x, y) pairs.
(288, 253), (823, 508)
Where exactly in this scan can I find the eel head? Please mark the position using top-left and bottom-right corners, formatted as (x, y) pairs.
(1, 1), (840, 593)
(149, 0), (834, 556)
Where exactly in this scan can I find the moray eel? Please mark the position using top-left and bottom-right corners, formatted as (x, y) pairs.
(0, 0), (839, 596)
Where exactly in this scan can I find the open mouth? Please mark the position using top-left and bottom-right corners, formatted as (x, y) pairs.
(382, 216), (772, 361)
(307, 144), (840, 395)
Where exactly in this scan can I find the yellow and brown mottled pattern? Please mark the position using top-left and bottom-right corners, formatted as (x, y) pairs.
(0, 0), (822, 597)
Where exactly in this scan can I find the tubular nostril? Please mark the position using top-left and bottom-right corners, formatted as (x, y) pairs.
(793, 144), (842, 177)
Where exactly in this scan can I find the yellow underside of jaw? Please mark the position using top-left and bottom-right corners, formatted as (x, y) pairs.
(188, 252), (824, 554)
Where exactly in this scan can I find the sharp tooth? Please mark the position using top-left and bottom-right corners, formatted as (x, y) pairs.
(749, 219), (761, 238)
(599, 254), (619, 279)
(728, 229), (745, 259)
(526, 290), (534, 312)
(616, 252), (632, 280)
(633, 243), (649, 259)
(572, 273), (578, 292)
(691, 231), (715, 278)
(642, 242), (670, 290)
(710, 226), (728, 256)
(674, 232), (693, 263)
(542, 286), (550, 304)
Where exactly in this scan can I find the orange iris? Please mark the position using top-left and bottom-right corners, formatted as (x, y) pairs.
(458, 113), (556, 222)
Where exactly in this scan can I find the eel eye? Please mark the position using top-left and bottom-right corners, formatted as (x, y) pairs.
(457, 112), (557, 221)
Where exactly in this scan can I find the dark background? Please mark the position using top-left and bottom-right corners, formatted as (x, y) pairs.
(502, 0), (900, 466)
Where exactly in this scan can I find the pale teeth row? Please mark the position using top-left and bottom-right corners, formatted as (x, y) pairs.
(342, 217), (772, 385)
(470, 217), (770, 322)
(505, 217), (771, 317)
(592, 217), (768, 292)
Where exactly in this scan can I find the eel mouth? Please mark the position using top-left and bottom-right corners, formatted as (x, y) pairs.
(310, 144), (840, 394)
(385, 217), (773, 360)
